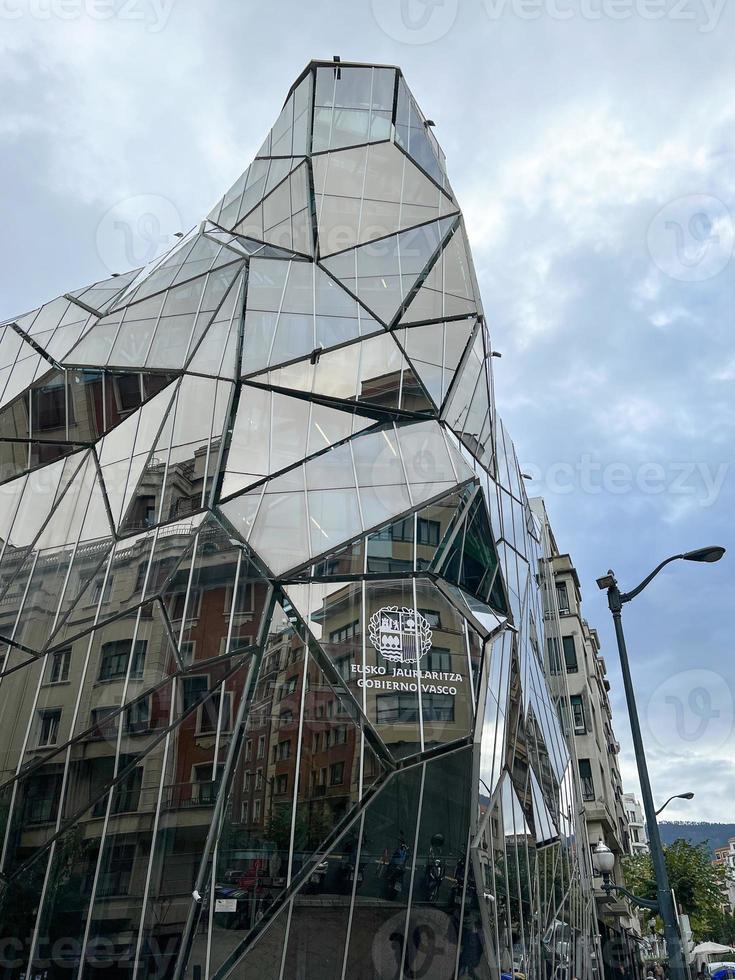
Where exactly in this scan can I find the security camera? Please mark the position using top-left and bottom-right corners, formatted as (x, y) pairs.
(192, 890), (202, 903)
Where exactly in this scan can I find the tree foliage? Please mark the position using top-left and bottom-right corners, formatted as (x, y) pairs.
(622, 839), (728, 940)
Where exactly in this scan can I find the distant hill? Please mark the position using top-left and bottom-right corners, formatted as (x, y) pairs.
(658, 822), (735, 855)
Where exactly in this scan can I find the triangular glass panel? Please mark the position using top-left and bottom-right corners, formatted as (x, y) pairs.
(184, 269), (244, 379)
(396, 317), (476, 408)
(233, 160), (313, 256)
(46, 515), (208, 650)
(250, 332), (434, 413)
(399, 226), (480, 326)
(285, 574), (478, 759)
(68, 266), (142, 315)
(321, 216), (457, 327)
(209, 155), (306, 231)
(109, 228), (243, 309)
(220, 385), (378, 498)
(66, 263), (243, 371)
(442, 329), (495, 473)
(221, 420), (472, 576)
(96, 379), (178, 530)
(240, 257), (382, 376)
(313, 141), (457, 257)
(116, 374), (233, 534)
(395, 75), (449, 190)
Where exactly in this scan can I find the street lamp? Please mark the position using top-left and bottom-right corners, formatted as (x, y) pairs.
(597, 546), (725, 980)
(591, 841), (659, 911)
(655, 792), (694, 817)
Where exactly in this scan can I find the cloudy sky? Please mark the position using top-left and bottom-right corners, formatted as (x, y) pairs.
(1, 0), (733, 821)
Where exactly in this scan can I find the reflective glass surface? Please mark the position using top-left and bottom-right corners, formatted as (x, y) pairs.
(0, 60), (598, 980)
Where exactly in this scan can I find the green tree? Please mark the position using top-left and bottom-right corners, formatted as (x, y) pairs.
(622, 839), (727, 940)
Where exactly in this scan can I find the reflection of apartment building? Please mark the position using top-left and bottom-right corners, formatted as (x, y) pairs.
(622, 793), (648, 854)
(532, 500), (643, 980)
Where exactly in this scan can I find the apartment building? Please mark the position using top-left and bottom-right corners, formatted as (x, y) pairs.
(532, 499), (643, 980)
(623, 793), (648, 854)
(713, 838), (735, 911)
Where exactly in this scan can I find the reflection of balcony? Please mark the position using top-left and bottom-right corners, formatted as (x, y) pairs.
(96, 870), (132, 898)
(162, 780), (220, 810)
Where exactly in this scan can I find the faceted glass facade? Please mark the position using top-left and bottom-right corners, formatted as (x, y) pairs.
(0, 61), (598, 980)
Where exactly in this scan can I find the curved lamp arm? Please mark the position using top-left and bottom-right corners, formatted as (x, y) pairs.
(620, 555), (683, 604)
(602, 879), (660, 912)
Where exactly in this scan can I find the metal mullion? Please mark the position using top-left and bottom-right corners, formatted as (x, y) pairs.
(452, 827), (474, 980)
(152, 381), (181, 526)
(464, 620), (476, 715)
(348, 441), (365, 535)
(131, 670), (179, 980)
(391, 420), (414, 507)
(338, 810), (366, 980)
(285, 640), (310, 886)
(412, 576), (425, 752)
(265, 260), (293, 368)
(399, 762), (426, 973)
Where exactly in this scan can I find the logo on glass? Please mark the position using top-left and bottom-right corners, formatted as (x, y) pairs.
(368, 606), (433, 664)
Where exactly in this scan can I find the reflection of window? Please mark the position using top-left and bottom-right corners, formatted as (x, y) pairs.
(335, 655), (351, 681)
(570, 694), (586, 734)
(169, 589), (201, 622)
(253, 798), (262, 822)
(99, 640), (146, 681)
(224, 579), (254, 616)
(180, 641), (195, 666)
(255, 770), (263, 790)
(38, 709), (61, 746)
(125, 698), (150, 734)
(89, 576), (114, 607)
(424, 648), (450, 672)
(547, 637), (562, 674)
(33, 384), (67, 431)
(326, 726), (347, 747)
(280, 710), (293, 726)
(556, 581), (570, 614)
(417, 518), (440, 547)
(329, 621), (359, 644)
(182, 675), (208, 713)
(198, 691), (232, 734)
(578, 759), (595, 801)
(113, 374), (143, 413)
(275, 774), (288, 796)
(418, 608), (441, 629)
(562, 636), (578, 673)
(244, 770), (251, 790)
(245, 739), (253, 761)
(376, 694), (418, 724)
(329, 761), (344, 786)
(97, 842), (135, 897)
(257, 735), (265, 758)
(48, 648), (71, 684)
(423, 694), (454, 722)
(280, 676), (298, 699)
(275, 740), (290, 761)
(91, 706), (117, 739)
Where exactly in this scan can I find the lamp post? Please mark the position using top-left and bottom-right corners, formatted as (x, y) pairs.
(655, 792), (694, 818)
(596, 546), (725, 980)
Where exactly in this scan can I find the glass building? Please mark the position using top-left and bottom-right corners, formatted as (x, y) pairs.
(0, 60), (600, 980)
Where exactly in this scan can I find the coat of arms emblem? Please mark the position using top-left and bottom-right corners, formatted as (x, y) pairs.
(368, 606), (433, 665)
